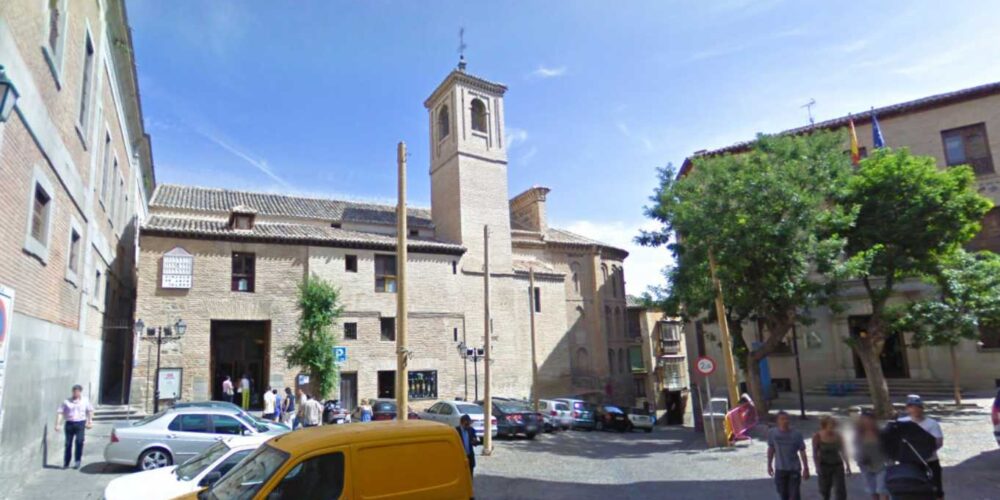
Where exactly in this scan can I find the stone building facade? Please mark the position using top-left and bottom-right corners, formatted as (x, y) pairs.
(0, 0), (153, 490)
(681, 82), (1000, 399)
(626, 300), (691, 425)
(130, 66), (628, 413)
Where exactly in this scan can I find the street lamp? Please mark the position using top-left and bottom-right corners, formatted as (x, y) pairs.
(137, 318), (186, 413)
(457, 341), (486, 402)
(0, 65), (20, 123)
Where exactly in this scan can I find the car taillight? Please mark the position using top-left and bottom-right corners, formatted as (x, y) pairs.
(110, 430), (119, 443)
(490, 417), (497, 424)
(573, 411), (580, 418)
(550, 410), (557, 416)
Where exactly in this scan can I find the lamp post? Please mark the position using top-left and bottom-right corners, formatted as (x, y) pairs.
(457, 342), (485, 401)
(136, 318), (186, 413)
(0, 65), (19, 122)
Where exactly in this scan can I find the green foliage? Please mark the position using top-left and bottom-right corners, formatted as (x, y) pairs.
(639, 131), (853, 351)
(894, 250), (1000, 347)
(841, 148), (992, 307)
(283, 275), (344, 399)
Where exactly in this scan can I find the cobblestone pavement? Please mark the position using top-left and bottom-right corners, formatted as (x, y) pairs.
(7, 399), (999, 499)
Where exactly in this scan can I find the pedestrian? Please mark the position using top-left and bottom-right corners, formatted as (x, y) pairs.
(263, 386), (276, 421)
(295, 387), (308, 429)
(854, 410), (889, 500)
(359, 398), (373, 423)
(54, 384), (94, 470)
(273, 389), (282, 422)
(302, 393), (323, 427)
(899, 395), (944, 500)
(992, 386), (1000, 448)
(221, 376), (234, 404)
(281, 387), (295, 427)
(239, 372), (251, 410)
(456, 414), (479, 477)
(812, 416), (850, 500)
(767, 410), (811, 500)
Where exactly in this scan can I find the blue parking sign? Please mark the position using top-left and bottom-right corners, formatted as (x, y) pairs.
(334, 346), (347, 364)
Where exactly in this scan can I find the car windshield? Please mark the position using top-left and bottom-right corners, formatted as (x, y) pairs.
(456, 404), (483, 415)
(555, 403), (569, 411)
(373, 401), (396, 412)
(496, 401), (530, 412)
(175, 441), (231, 481)
(204, 445), (288, 500)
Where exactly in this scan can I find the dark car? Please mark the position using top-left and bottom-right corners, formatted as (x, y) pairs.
(491, 399), (541, 439)
(362, 399), (420, 421)
(595, 404), (630, 432)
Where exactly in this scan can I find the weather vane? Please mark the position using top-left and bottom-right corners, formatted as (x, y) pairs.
(458, 27), (467, 71)
(801, 98), (816, 126)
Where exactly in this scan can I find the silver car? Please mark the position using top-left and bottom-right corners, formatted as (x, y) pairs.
(419, 400), (497, 438)
(104, 407), (286, 471)
(539, 399), (573, 431)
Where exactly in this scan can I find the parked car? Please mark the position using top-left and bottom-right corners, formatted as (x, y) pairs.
(490, 399), (541, 439)
(555, 398), (596, 430)
(104, 434), (269, 500)
(104, 407), (287, 471)
(353, 399), (421, 421)
(178, 421), (473, 500)
(626, 407), (654, 433)
(323, 400), (352, 424)
(171, 401), (291, 431)
(539, 399), (573, 431)
(420, 400), (498, 438)
(594, 404), (630, 432)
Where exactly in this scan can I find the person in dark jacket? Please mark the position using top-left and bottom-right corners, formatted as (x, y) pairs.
(456, 414), (479, 477)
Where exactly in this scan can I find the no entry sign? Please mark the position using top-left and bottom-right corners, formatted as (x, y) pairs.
(695, 356), (717, 376)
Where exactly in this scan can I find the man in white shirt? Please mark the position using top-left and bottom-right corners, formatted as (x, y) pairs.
(302, 393), (324, 427)
(900, 394), (944, 499)
(263, 386), (276, 420)
(239, 374), (251, 410)
(54, 384), (94, 469)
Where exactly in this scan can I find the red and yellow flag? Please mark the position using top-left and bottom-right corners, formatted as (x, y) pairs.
(848, 116), (860, 165)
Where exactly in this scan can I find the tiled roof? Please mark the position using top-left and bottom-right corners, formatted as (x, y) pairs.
(683, 80), (1000, 173)
(545, 228), (628, 255)
(141, 215), (465, 255)
(151, 184), (434, 228)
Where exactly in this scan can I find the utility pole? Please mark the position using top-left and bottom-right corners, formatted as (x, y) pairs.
(529, 268), (539, 412)
(396, 141), (409, 419)
(707, 250), (740, 408)
(482, 225), (493, 455)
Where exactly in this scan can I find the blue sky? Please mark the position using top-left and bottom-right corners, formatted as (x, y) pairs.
(127, 0), (1000, 295)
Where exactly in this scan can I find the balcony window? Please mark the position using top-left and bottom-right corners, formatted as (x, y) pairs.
(942, 123), (994, 175)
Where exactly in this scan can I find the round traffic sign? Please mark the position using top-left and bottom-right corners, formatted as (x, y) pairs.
(695, 356), (717, 376)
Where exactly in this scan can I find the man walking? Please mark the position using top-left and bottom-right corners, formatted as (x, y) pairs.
(263, 386), (276, 421)
(221, 376), (234, 404)
(281, 387), (295, 427)
(302, 393), (323, 427)
(456, 414), (479, 478)
(239, 373), (251, 410)
(900, 395), (944, 499)
(768, 410), (810, 500)
(54, 384), (94, 469)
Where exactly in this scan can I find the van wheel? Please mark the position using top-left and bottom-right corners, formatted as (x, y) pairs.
(138, 448), (173, 471)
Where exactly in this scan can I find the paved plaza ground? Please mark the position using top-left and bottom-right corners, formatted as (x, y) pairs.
(8, 396), (1000, 499)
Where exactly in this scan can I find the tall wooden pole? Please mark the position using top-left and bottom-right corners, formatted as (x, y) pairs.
(396, 141), (409, 419)
(482, 225), (493, 455)
(707, 250), (740, 408)
(529, 268), (539, 412)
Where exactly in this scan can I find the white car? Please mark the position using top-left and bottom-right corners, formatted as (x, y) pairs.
(626, 407), (655, 433)
(103, 435), (270, 500)
(420, 400), (497, 438)
(539, 399), (573, 431)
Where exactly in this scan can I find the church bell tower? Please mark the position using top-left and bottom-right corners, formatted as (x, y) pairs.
(424, 61), (512, 271)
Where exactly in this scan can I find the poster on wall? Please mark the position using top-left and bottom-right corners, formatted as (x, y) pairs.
(157, 368), (183, 400)
(0, 285), (15, 443)
(161, 247), (194, 289)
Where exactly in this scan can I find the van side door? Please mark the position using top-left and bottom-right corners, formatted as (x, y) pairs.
(259, 447), (350, 500)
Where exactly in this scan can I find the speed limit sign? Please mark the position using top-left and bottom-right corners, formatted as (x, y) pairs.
(695, 356), (717, 376)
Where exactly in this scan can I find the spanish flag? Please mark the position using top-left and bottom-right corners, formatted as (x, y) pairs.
(848, 114), (860, 165)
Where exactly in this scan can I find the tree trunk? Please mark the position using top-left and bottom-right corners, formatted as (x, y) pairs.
(854, 340), (894, 417)
(746, 352), (770, 417)
(949, 344), (961, 406)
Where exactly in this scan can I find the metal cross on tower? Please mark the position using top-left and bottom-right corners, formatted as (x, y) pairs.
(801, 98), (816, 126)
(458, 27), (467, 71)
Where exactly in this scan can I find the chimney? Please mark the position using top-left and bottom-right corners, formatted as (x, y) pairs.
(509, 186), (551, 233)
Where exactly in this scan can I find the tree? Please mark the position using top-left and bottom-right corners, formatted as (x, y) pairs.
(639, 131), (852, 415)
(284, 275), (344, 400)
(893, 250), (1000, 405)
(840, 148), (991, 416)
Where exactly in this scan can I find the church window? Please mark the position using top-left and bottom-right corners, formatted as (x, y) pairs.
(470, 98), (487, 133)
(437, 105), (450, 140)
(570, 262), (581, 293)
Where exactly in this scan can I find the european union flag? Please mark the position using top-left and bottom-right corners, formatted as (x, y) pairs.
(871, 108), (886, 148)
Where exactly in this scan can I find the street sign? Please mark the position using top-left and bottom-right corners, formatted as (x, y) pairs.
(334, 346), (347, 364)
(695, 356), (717, 376)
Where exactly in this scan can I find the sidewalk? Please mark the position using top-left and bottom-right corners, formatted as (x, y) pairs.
(7, 421), (133, 500)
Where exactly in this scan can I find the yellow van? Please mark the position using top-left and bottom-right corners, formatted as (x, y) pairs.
(178, 420), (473, 500)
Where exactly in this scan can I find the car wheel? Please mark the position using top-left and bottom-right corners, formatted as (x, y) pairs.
(138, 448), (172, 471)
(526, 432), (537, 440)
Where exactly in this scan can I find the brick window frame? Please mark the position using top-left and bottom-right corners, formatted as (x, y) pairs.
(75, 28), (96, 148)
(942, 123), (994, 175)
(24, 166), (56, 263)
(344, 322), (357, 340)
(64, 216), (83, 286)
(231, 252), (255, 292)
(374, 254), (397, 293)
(41, 0), (70, 87)
(345, 255), (358, 273)
(380, 317), (395, 342)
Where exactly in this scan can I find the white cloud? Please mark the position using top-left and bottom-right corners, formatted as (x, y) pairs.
(558, 219), (672, 296)
(529, 65), (567, 79)
(505, 127), (529, 150)
(194, 127), (293, 190)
